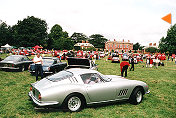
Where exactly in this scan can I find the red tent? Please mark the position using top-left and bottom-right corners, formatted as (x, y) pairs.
(32, 45), (43, 50)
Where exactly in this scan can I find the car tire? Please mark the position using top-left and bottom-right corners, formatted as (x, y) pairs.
(19, 65), (25, 72)
(62, 94), (85, 112)
(129, 87), (143, 105)
(54, 69), (57, 74)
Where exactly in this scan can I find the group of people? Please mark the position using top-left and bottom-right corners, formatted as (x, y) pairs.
(146, 57), (161, 68)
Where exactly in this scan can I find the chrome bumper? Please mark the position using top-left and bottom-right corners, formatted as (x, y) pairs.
(0, 67), (19, 70)
(29, 70), (53, 74)
(28, 91), (59, 106)
(146, 90), (150, 94)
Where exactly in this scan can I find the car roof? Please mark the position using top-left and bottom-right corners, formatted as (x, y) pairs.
(66, 68), (98, 75)
(42, 57), (58, 60)
(10, 55), (25, 57)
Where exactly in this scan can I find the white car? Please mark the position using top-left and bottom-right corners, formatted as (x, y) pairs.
(29, 68), (150, 112)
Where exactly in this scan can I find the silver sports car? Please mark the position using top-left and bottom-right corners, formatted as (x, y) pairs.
(29, 68), (150, 112)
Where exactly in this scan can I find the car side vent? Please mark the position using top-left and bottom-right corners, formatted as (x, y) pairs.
(118, 89), (128, 96)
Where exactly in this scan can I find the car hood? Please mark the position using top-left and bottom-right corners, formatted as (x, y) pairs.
(106, 75), (129, 82)
(106, 75), (147, 85)
(0, 60), (17, 64)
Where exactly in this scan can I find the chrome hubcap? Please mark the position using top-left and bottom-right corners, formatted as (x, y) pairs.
(136, 91), (142, 103)
(68, 96), (81, 111)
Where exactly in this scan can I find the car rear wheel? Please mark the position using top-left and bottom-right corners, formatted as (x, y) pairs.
(19, 65), (25, 72)
(129, 87), (143, 105)
(62, 94), (84, 112)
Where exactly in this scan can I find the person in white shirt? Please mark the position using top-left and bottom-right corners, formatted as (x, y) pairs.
(33, 53), (43, 81)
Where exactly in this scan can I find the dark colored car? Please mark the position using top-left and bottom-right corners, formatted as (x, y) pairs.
(0, 55), (33, 71)
(66, 57), (98, 70)
(29, 57), (67, 74)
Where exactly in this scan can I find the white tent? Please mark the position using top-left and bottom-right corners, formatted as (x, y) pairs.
(1, 44), (12, 48)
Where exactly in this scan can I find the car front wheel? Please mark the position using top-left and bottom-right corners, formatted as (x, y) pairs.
(63, 94), (84, 112)
(129, 87), (143, 105)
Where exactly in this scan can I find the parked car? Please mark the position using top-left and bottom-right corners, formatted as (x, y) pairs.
(111, 55), (120, 63)
(108, 55), (112, 60)
(29, 68), (150, 112)
(66, 57), (98, 70)
(29, 57), (67, 74)
(122, 53), (129, 61)
(0, 55), (33, 71)
(99, 52), (105, 58)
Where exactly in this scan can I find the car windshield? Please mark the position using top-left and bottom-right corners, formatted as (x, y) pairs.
(99, 73), (112, 82)
(4, 56), (20, 61)
(47, 71), (73, 82)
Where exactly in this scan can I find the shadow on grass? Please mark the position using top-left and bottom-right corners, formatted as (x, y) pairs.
(33, 100), (129, 113)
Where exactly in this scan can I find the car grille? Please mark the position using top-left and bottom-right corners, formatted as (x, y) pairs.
(118, 89), (128, 96)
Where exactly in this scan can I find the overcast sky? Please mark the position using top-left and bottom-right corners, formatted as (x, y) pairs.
(0, 0), (176, 46)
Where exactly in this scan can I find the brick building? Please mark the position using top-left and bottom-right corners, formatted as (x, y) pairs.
(105, 39), (133, 52)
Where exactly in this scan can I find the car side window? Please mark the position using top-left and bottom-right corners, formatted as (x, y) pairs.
(20, 58), (24, 61)
(80, 73), (103, 84)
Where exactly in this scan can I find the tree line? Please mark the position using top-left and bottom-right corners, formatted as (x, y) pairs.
(0, 16), (108, 50)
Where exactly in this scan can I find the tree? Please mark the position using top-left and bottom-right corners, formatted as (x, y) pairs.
(12, 16), (48, 47)
(133, 42), (140, 50)
(52, 37), (73, 50)
(70, 32), (88, 44)
(159, 24), (176, 54)
(48, 24), (73, 50)
(133, 42), (144, 51)
(89, 34), (108, 48)
(0, 22), (13, 46)
(145, 47), (158, 53)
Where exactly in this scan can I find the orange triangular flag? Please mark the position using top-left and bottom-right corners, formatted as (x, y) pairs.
(162, 13), (172, 24)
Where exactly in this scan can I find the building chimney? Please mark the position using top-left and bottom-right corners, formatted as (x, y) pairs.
(114, 39), (116, 41)
(153, 43), (156, 46)
(128, 40), (130, 42)
(123, 39), (124, 42)
(149, 43), (152, 46)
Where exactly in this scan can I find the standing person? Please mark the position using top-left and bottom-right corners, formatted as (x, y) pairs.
(149, 57), (153, 68)
(120, 61), (130, 77)
(175, 57), (176, 64)
(130, 56), (134, 71)
(155, 58), (159, 68)
(167, 54), (170, 61)
(33, 53), (43, 81)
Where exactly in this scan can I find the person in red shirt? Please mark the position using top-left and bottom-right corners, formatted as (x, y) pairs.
(120, 61), (130, 77)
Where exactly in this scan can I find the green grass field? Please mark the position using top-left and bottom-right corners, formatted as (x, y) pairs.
(0, 54), (176, 118)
